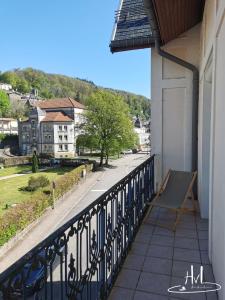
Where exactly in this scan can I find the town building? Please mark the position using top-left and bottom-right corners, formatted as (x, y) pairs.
(0, 83), (12, 91)
(18, 97), (85, 158)
(134, 117), (150, 151)
(0, 118), (18, 135)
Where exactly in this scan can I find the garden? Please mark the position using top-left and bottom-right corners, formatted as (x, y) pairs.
(0, 162), (93, 246)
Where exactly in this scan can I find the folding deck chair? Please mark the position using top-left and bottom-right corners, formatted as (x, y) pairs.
(145, 170), (197, 231)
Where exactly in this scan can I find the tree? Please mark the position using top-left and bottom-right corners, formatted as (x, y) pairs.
(76, 134), (99, 154)
(85, 90), (138, 166)
(32, 152), (39, 173)
(9, 98), (29, 119)
(0, 91), (11, 117)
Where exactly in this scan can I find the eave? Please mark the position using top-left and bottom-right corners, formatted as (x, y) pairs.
(109, 0), (205, 53)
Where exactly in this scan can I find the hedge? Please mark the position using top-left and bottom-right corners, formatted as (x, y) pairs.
(0, 164), (93, 246)
(0, 156), (31, 167)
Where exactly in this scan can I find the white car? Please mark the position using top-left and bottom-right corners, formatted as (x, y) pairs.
(122, 149), (133, 154)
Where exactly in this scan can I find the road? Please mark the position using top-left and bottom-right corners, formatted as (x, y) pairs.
(45, 153), (149, 299)
(56, 153), (148, 227)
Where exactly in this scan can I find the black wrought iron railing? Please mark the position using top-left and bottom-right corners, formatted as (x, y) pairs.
(0, 155), (155, 300)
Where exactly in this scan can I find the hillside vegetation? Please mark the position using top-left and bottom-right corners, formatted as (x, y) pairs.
(0, 68), (150, 119)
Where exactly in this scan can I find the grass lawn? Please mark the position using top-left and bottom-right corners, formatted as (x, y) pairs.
(0, 167), (73, 215)
(0, 165), (32, 177)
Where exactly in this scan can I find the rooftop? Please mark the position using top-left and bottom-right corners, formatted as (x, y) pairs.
(110, 0), (156, 53)
(42, 111), (73, 122)
(37, 97), (85, 110)
(110, 0), (205, 52)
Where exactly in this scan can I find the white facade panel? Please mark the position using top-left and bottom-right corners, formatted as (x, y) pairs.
(151, 25), (199, 182)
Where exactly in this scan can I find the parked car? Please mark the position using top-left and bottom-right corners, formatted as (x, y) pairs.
(2, 240), (66, 299)
(2, 250), (46, 299)
(121, 149), (133, 154)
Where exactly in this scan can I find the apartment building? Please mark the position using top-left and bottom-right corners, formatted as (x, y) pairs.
(18, 97), (85, 158)
(0, 118), (18, 135)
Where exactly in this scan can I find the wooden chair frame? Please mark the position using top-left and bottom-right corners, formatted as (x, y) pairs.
(145, 170), (197, 231)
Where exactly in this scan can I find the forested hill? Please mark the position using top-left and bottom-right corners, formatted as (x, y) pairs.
(0, 68), (150, 119)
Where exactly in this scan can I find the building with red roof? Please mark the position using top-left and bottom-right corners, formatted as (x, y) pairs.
(18, 98), (86, 157)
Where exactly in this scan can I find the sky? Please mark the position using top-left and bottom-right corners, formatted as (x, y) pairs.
(0, 1), (151, 98)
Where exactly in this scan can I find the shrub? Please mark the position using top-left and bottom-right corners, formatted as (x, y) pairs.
(32, 153), (39, 173)
(0, 191), (50, 246)
(0, 156), (31, 167)
(27, 175), (50, 191)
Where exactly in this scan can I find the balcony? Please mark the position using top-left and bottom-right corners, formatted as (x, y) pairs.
(109, 208), (215, 300)
(0, 156), (216, 299)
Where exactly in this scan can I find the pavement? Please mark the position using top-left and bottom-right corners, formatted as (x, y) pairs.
(0, 153), (149, 272)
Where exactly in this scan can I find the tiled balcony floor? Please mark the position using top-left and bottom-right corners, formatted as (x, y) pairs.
(109, 206), (218, 300)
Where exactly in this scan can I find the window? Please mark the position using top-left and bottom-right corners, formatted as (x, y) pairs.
(64, 125), (67, 131)
(48, 135), (51, 140)
(64, 135), (68, 141)
(59, 135), (62, 141)
(44, 145), (47, 150)
(44, 135), (48, 140)
(59, 125), (62, 131)
(59, 145), (63, 151)
(64, 145), (68, 151)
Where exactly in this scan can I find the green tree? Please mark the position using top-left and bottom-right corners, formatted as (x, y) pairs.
(85, 90), (137, 166)
(32, 152), (39, 173)
(76, 134), (99, 154)
(0, 91), (11, 117)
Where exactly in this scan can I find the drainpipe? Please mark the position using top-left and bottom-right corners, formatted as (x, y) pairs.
(144, 0), (199, 171)
(154, 40), (199, 172)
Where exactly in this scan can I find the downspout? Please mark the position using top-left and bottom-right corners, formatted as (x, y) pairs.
(144, 0), (199, 171)
(154, 40), (199, 172)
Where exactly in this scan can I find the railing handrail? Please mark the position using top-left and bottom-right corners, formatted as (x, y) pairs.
(0, 155), (155, 283)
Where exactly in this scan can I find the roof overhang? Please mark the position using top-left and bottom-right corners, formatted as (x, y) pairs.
(110, 0), (205, 53)
(110, 0), (157, 53)
(152, 0), (205, 45)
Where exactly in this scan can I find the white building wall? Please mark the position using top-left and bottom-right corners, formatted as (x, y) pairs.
(0, 119), (18, 134)
(151, 1), (225, 296)
(53, 123), (74, 158)
(198, 1), (225, 297)
(151, 25), (200, 185)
